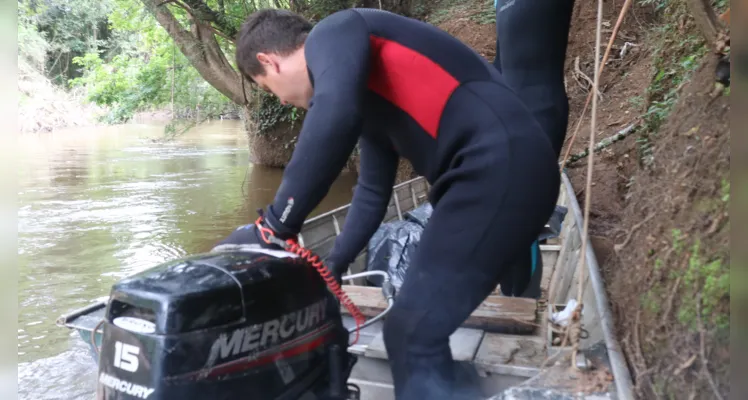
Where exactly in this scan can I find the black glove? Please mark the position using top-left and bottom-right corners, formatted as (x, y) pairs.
(322, 257), (346, 285)
(212, 213), (296, 253)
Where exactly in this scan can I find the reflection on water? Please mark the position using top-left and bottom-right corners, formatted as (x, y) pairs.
(18, 120), (356, 398)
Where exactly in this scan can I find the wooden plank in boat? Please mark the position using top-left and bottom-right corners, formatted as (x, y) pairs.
(549, 226), (581, 304)
(540, 250), (558, 292)
(546, 209), (574, 302)
(364, 327), (484, 362)
(340, 285), (537, 331)
(473, 333), (546, 377)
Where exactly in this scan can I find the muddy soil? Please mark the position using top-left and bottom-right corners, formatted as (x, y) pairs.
(434, 0), (730, 398)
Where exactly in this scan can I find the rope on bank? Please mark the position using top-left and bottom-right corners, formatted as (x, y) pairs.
(564, 122), (638, 166)
(559, 0), (635, 170)
(568, 0), (605, 370)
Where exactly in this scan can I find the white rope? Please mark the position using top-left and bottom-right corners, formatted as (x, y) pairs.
(570, 0), (604, 370)
(560, 0), (634, 170)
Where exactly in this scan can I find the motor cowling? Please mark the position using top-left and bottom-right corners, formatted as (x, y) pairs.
(96, 248), (353, 400)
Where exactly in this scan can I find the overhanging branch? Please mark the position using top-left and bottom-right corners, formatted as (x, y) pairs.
(141, 0), (249, 105)
(180, 0), (237, 38)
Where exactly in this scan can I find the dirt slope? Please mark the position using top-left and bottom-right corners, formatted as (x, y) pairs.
(433, 0), (730, 398)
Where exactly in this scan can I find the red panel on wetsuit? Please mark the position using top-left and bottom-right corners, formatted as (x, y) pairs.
(367, 35), (460, 139)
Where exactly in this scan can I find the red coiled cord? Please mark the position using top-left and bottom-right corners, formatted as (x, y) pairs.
(256, 217), (366, 345)
(283, 239), (366, 345)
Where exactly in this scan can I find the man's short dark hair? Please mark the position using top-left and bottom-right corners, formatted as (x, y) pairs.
(236, 9), (313, 80)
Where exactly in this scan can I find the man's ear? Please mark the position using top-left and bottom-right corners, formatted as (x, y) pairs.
(256, 52), (279, 74)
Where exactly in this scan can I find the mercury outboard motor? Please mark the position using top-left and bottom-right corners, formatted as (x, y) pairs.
(95, 249), (361, 400)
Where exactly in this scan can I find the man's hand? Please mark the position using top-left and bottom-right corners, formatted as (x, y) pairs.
(212, 216), (294, 253)
(321, 257), (346, 285)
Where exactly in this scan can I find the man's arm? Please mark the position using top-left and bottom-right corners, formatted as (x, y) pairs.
(326, 132), (399, 273)
(263, 10), (371, 235)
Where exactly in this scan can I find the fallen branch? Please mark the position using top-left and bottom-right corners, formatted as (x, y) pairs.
(674, 354), (697, 375)
(564, 123), (638, 166)
(613, 211), (654, 252)
(658, 276), (682, 330)
(573, 56), (603, 100)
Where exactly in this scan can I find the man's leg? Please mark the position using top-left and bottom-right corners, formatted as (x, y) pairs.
(381, 135), (560, 400)
(492, 0), (573, 299)
(500, 240), (543, 298)
(494, 0), (576, 157)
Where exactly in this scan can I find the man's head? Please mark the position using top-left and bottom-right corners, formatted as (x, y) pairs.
(236, 9), (314, 109)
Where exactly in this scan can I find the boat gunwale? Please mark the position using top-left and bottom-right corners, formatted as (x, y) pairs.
(302, 175), (429, 226)
(56, 299), (107, 329)
(560, 171), (635, 399)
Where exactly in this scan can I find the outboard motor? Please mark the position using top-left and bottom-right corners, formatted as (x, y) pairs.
(95, 249), (358, 400)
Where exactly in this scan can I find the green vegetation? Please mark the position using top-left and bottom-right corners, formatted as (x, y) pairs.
(18, 1), (49, 75)
(635, 0), (708, 167)
(679, 239), (729, 331)
(424, 0), (492, 26)
(18, 0), (429, 162)
(470, 0), (496, 25)
(253, 91), (305, 136)
(641, 210), (730, 345)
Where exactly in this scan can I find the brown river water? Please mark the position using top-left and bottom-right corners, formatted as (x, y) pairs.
(17, 120), (357, 399)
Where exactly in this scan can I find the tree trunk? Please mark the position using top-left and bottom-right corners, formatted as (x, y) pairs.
(686, 0), (719, 45)
(239, 105), (300, 168)
(141, 0), (302, 167)
(141, 0), (250, 106)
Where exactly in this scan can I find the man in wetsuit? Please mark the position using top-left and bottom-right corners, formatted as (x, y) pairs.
(492, 0), (576, 300)
(216, 8), (560, 400)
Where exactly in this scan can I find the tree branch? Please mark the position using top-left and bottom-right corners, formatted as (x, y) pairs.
(199, 20), (236, 44)
(141, 0), (250, 105)
(180, 0), (237, 38)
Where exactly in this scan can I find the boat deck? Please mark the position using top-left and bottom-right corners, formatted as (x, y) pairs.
(319, 175), (630, 399)
(334, 243), (561, 399)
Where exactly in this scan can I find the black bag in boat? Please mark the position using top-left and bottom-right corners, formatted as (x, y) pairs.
(364, 203), (433, 289)
(364, 203), (567, 290)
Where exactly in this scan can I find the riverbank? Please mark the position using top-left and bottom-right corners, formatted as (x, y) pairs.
(429, 0), (730, 398)
(18, 59), (106, 134)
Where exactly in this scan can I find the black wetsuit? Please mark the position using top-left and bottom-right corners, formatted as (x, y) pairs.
(494, 0), (576, 157)
(261, 9), (560, 400)
(492, 0), (575, 300)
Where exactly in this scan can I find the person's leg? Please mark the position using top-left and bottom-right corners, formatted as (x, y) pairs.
(499, 240), (543, 298)
(495, 0), (576, 157)
(492, 0), (573, 299)
(520, 241), (544, 298)
(381, 134), (560, 400)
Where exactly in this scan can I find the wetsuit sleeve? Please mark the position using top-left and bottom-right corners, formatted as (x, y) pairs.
(262, 10), (371, 236)
(326, 132), (399, 270)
